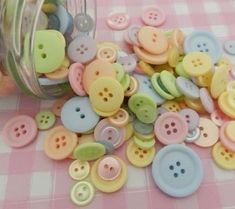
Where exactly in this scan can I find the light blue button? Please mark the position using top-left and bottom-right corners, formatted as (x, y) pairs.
(54, 5), (71, 34)
(152, 144), (203, 197)
(133, 74), (165, 105)
(61, 97), (100, 133)
(224, 40), (235, 55)
(184, 30), (222, 63)
(38, 77), (68, 85)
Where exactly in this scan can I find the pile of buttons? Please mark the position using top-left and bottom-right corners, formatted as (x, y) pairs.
(2, 1), (235, 206)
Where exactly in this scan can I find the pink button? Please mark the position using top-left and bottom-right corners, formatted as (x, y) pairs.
(141, 6), (166, 27)
(199, 88), (215, 114)
(107, 12), (130, 30)
(97, 156), (121, 181)
(154, 112), (188, 145)
(68, 63), (86, 96)
(94, 119), (125, 148)
(210, 109), (230, 127)
(220, 122), (235, 152)
(2, 115), (38, 148)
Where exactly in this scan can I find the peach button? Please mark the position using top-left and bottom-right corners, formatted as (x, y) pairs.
(108, 108), (129, 127)
(170, 29), (185, 55)
(45, 67), (68, 80)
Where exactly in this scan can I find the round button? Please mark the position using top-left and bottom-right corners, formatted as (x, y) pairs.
(141, 6), (166, 27)
(35, 110), (56, 130)
(170, 29), (185, 55)
(133, 136), (155, 149)
(44, 125), (77, 160)
(182, 52), (212, 77)
(108, 108), (129, 127)
(61, 97), (100, 133)
(220, 122), (235, 152)
(210, 109), (229, 127)
(70, 181), (94, 206)
(83, 59), (116, 94)
(89, 77), (124, 116)
(127, 24), (141, 46)
(68, 63), (86, 96)
(69, 160), (90, 181)
(225, 121), (235, 142)
(179, 108), (199, 131)
(228, 92), (235, 109)
(90, 156), (127, 193)
(94, 119), (125, 148)
(2, 115), (38, 148)
(125, 76), (138, 97)
(199, 88), (215, 114)
(184, 98), (205, 113)
(113, 63), (125, 82)
(162, 101), (181, 112)
(74, 13), (94, 32)
(135, 104), (157, 124)
(52, 98), (67, 117)
(133, 119), (154, 135)
(152, 144), (203, 197)
(185, 128), (201, 143)
(97, 46), (117, 63)
(45, 66), (68, 80)
(194, 118), (219, 147)
(224, 40), (235, 55)
(117, 55), (137, 73)
(154, 112), (188, 145)
(67, 36), (97, 64)
(107, 12), (130, 30)
(138, 26), (168, 55)
(126, 141), (155, 167)
(184, 30), (222, 63)
(138, 60), (155, 76)
(212, 142), (235, 170)
(227, 81), (235, 93)
(218, 92), (235, 119)
(97, 156), (121, 181)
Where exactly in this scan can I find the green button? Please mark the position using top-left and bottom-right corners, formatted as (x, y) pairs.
(120, 73), (131, 91)
(33, 30), (65, 73)
(175, 62), (190, 78)
(134, 132), (155, 141)
(113, 63), (125, 82)
(73, 142), (106, 161)
(135, 105), (157, 124)
(133, 136), (155, 149)
(35, 110), (56, 130)
(133, 119), (154, 135)
(128, 93), (156, 114)
(151, 73), (174, 100)
(160, 70), (182, 97)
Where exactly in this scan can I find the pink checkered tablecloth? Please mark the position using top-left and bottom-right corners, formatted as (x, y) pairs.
(1, 0), (235, 208)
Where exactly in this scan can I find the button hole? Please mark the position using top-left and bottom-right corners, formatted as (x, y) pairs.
(174, 173), (178, 178)
(173, 128), (177, 133)
(104, 164), (109, 169)
(76, 107), (80, 112)
(203, 133), (208, 138)
(38, 44), (44, 49)
(167, 130), (171, 135)
(14, 128), (19, 132)
(16, 133), (20, 137)
(62, 142), (67, 146)
(135, 151), (139, 155)
(56, 138), (60, 142)
(103, 97), (108, 102)
(181, 169), (185, 174)
(20, 124), (25, 129)
(176, 161), (181, 166)
(22, 130), (27, 134)
(81, 166), (84, 170)
(169, 165), (174, 170)
(108, 93), (113, 98)
(139, 154), (144, 158)
(62, 136), (66, 140)
(104, 88), (108, 92)
(74, 168), (78, 172)
(56, 144), (60, 149)
(171, 122), (175, 127)
(41, 53), (47, 59)
(80, 114), (85, 119)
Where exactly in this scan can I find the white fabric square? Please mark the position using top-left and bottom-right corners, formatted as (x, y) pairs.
(203, 1), (220, 13)
(211, 25), (228, 37)
(0, 95), (18, 110)
(126, 165), (147, 188)
(174, 3), (189, 15)
(0, 175), (8, 200)
(212, 163), (235, 181)
(0, 133), (12, 153)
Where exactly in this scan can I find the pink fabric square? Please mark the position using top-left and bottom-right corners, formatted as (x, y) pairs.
(217, 182), (235, 207)
(126, 190), (149, 209)
(29, 200), (52, 209)
(32, 151), (54, 171)
(102, 191), (127, 209)
(0, 154), (10, 174)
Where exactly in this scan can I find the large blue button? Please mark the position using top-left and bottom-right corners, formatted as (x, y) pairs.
(184, 30), (222, 63)
(152, 144), (203, 197)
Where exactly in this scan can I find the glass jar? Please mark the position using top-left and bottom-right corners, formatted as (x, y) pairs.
(0, 0), (97, 98)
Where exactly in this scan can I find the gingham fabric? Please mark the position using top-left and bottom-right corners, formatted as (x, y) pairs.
(1, 0), (235, 208)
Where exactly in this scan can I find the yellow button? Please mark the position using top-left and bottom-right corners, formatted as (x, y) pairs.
(227, 81), (235, 93)
(212, 142), (235, 170)
(228, 92), (235, 109)
(108, 108), (129, 127)
(182, 52), (212, 77)
(126, 140), (155, 167)
(69, 160), (90, 181)
(124, 76), (138, 97)
(194, 71), (213, 87)
(210, 65), (229, 99)
(216, 57), (232, 71)
(162, 101), (181, 112)
(139, 60), (155, 76)
(168, 47), (180, 68)
(89, 77), (124, 116)
(218, 92), (235, 119)
(97, 41), (120, 51)
(125, 123), (134, 141)
(184, 98), (205, 114)
(225, 121), (235, 142)
(97, 46), (117, 63)
(90, 155), (127, 193)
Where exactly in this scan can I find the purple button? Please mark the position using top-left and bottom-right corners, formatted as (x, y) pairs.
(117, 55), (137, 73)
(179, 108), (199, 131)
(67, 36), (97, 64)
(199, 88), (215, 114)
(128, 24), (141, 46)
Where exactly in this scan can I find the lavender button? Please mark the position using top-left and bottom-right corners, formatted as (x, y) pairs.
(117, 55), (137, 73)
(179, 108), (199, 131)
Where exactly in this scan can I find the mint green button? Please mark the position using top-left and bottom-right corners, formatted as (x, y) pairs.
(73, 142), (105, 161)
(160, 70), (182, 97)
(133, 136), (155, 149)
(33, 30), (65, 73)
(35, 110), (56, 130)
(175, 62), (190, 78)
(120, 73), (131, 91)
(135, 105), (157, 124)
(113, 63), (125, 82)
(151, 73), (175, 100)
(134, 132), (155, 141)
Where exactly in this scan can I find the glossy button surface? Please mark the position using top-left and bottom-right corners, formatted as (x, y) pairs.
(69, 160), (90, 180)
(107, 12), (130, 30)
(35, 110), (56, 130)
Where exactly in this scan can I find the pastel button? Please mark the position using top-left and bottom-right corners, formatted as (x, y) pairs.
(35, 110), (56, 130)
(194, 118), (219, 147)
(69, 160), (90, 181)
(94, 119), (125, 148)
(108, 108), (129, 127)
(90, 156), (127, 193)
(117, 55), (137, 73)
(44, 125), (77, 160)
(175, 62), (190, 79)
(162, 101), (181, 112)
(184, 30), (222, 63)
(97, 46), (117, 63)
(83, 59), (116, 94)
(133, 119), (154, 135)
(74, 13), (94, 32)
(67, 36), (97, 64)
(227, 81), (235, 93)
(47, 13), (60, 31)
(133, 136), (155, 149)
(54, 5), (71, 34)
(210, 109), (229, 127)
(126, 140), (155, 167)
(218, 92), (235, 118)
(52, 98), (67, 117)
(179, 108), (199, 131)
(89, 77), (124, 116)
(141, 6), (166, 27)
(185, 128), (201, 143)
(182, 52), (212, 77)
(125, 76), (138, 97)
(152, 144), (203, 197)
(45, 66), (68, 80)
(2, 115), (38, 148)
(73, 142), (106, 161)
(170, 29), (185, 55)
(138, 26), (168, 55)
(224, 40), (235, 55)
(107, 12), (130, 30)
(225, 121), (235, 142)
(135, 104), (157, 124)
(139, 61), (155, 76)
(212, 142), (235, 170)
(127, 24), (141, 46)
(97, 156), (121, 181)
(70, 181), (94, 206)
(220, 122), (235, 152)
(199, 88), (215, 114)
(68, 63), (86, 96)
(61, 97), (100, 133)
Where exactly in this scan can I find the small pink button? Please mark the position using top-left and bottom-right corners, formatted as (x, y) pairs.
(107, 12), (130, 30)
(2, 115), (38, 148)
(141, 6), (166, 27)
(210, 109), (230, 127)
(199, 88), (215, 114)
(154, 112), (188, 145)
(220, 122), (235, 152)
(97, 156), (121, 181)
(68, 63), (86, 96)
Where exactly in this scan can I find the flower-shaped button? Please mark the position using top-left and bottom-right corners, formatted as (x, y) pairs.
(107, 12), (130, 30)
(2, 115), (38, 148)
(35, 110), (56, 130)
(69, 160), (90, 181)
